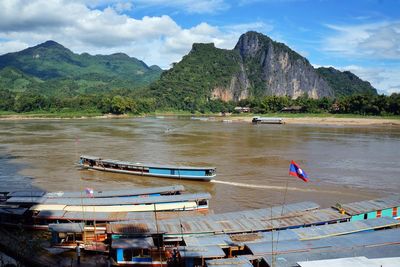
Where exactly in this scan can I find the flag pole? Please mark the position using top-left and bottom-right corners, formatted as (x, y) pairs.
(273, 162), (293, 266)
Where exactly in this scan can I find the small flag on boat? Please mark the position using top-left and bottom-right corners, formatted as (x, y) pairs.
(85, 187), (94, 197)
(289, 160), (309, 182)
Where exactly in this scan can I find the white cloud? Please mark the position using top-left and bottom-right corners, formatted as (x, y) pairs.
(132, 0), (229, 14)
(0, 40), (29, 55)
(323, 21), (400, 60)
(0, 0), (271, 68)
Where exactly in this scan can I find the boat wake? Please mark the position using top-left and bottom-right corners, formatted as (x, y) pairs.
(210, 179), (319, 192)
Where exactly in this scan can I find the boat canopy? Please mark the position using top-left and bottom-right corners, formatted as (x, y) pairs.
(48, 222), (84, 233)
(178, 245), (226, 258)
(334, 195), (400, 216)
(111, 237), (154, 249)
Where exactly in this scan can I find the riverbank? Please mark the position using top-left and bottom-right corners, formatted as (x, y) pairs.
(1, 111), (400, 126)
(217, 115), (400, 126)
(0, 113), (129, 120)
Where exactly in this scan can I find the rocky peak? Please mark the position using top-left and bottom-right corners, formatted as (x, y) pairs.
(190, 43), (215, 54)
(234, 31), (269, 59)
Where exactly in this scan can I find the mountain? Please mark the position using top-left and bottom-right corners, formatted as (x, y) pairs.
(0, 40), (162, 94)
(316, 67), (377, 97)
(151, 31), (376, 107)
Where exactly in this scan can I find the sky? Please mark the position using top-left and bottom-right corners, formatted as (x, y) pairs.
(0, 0), (399, 94)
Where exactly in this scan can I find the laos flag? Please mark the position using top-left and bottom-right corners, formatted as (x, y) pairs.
(289, 160), (309, 182)
(85, 187), (94, 197)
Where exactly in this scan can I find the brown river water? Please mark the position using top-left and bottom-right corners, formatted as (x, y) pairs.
(0, 117), (399, 213)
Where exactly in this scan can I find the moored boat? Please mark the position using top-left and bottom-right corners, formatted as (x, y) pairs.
(6, 193), (211, 212)
(251, 117), (283, 124)
(79, 155), (216, 181)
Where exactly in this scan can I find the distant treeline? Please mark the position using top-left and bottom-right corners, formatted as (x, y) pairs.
(0, 88), (399, 116)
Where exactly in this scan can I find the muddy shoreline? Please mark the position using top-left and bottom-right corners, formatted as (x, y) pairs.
(1, 113), (400, 126)
(219, 116), (400, 126)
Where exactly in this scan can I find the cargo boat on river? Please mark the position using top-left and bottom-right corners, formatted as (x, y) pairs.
(251, 117), (283, 124)
(79, 155), (216, 181)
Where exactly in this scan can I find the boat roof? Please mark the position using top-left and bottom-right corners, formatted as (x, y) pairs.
(48, 223), (84, 233)
(162, 208), (347, 235)
(245, 228), (400, 256)
(180, 216), (399, 249)
(106, 202), (343, 235)
(297, 256), (400, 267)
(34, 209), (208, 221)
(178, 246), (226, 258)
(260, 244), (400, 267)
(184, 235), (233, 247)
(334, 195), (400, 215)
(206, 257), (253, 267)
(0, 207), (28, 215)
(8, 193), (211, 206)
(111, 237), (154, 249)
(293, 217), (399, 240)
(7, 191), (46, 197)
(80, 155), (101, 161)
(46, 185), (184, 198)
(80, 155), (216, 170)
(252, 117), (282, 120)
(230, 217), (399, 245)
(7, 185), (184, 199)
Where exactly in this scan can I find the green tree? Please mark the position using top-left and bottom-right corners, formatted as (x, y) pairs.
(111, 95), (128, 114)
(0, 89), (15, 111)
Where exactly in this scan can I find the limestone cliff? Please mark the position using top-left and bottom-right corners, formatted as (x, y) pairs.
(151, 31), (375, 105)
(233, 31), (333, 99)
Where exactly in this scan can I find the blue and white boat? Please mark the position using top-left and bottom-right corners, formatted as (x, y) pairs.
(79, 155), (216, 181)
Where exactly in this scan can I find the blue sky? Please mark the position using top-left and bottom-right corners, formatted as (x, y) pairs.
(0, 0), (399, 94)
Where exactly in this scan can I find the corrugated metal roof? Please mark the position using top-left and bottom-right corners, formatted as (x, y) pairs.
(335, 195), (400, 215)
(293, 217), (399, 240)
(246, 228), (400, 256)
(297, 256), (400, 267)
(48, 223), (84, 233)
(34, 209), (208, 222)
(0, 207), (28, 215)
(178, 246), (226, 258)
(7, 191), (46, 197)
(184, 235), (233, 247)
(232, 230), (299, 246)
(45, 185), (184, 198)
(368, 257), (400, 266)
(9, 193), (210, 205)
(106, 204), (345, 235)
(34, 210), (66, 218)
(206, 257), (253, 267)
(111, 237), (154, 249)
(247, 217), (399, 245)
(6, 196), (46, 204)
(261, 244), (400, 267)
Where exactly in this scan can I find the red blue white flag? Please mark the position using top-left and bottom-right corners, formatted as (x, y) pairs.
(85, 187), (94, 197)
(289, 160), (309, 182)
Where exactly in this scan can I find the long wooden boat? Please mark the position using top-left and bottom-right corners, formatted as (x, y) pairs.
(6, 193), (210, 213)
(79, 155), (216, 181)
